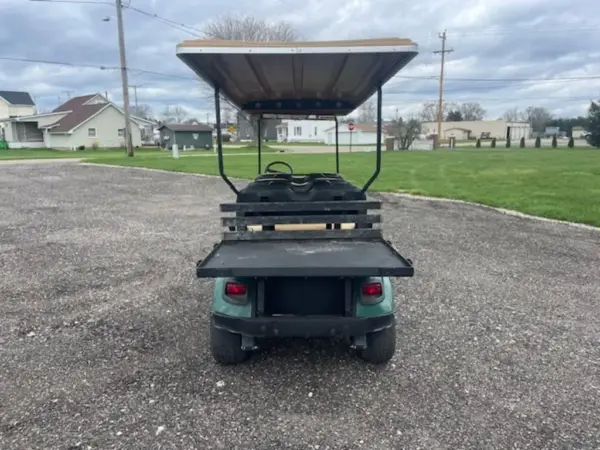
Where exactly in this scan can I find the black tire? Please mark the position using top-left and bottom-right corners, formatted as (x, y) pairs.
(360, 320), (396, 364)
(210, 318), (249, 365)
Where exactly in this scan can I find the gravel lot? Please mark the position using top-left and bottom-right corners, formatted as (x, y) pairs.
(1, 162), (599, 450)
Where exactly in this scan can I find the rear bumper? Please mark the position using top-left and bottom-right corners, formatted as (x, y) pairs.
(212, 313), (394, 338)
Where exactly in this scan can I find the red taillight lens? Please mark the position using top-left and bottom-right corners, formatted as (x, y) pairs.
(225, 282), (247, 296)
(361, 282), (382, 297)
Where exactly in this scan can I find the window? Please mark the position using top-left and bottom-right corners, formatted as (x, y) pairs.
(294, 126), (302, 136)
(118, 128), (125, 137)
(88, 128), (96, 138)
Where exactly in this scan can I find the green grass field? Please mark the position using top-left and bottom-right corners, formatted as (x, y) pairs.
(85, 148), (600, 227)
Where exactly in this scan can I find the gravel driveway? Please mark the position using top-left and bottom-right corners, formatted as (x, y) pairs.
(1, 162), (599, 450)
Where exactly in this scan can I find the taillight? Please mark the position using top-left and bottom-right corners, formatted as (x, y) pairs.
(225, 282), (247, 296)
(361, 282), (382, 297)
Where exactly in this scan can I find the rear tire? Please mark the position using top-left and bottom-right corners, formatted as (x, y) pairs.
(210, 318), (249, 365)
(360, 320), (396, 364)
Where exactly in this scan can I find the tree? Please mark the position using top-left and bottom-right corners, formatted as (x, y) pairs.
(585, 101), (600, 147)
(535, 136), (541, 148)
(446, 110), (463, 121)
(502, 107), (521, 122)
(522, 106), (553, 133)
(131, 104), (152, 119)
(506, 137), (511, 148)
(551, 135), (558, 148)
(161, 105), (188, 123)
(202, 14), (301, 144)
(418, 101), (457, 122)
(475, 138), (481, 148)
(568, 137), (575, 148)
(459, 102), (486, 121)
(388, 117), (422, 150)
(357, 99), (376, 123)
(520, 137), (525, 148)
(491, 138), (496, 148)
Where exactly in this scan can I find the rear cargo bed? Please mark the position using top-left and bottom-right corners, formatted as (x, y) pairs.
(196, 238), (414, 278)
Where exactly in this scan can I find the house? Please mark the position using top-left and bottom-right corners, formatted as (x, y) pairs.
(276, 119), (336, 143)
(324, 123), (384, 145)
(0, 93), (148, 149)
(0, 90), (36, 119)
(571, 126), (588, 138)
(421, 120), (531, 140)
(158, 123), (213, 150)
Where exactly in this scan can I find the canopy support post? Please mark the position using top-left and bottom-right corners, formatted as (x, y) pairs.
(215, 88), (239, 195)
(257, 115), (262, 175)
(335, 117), (340, 173)
(360, 85), (382, 194)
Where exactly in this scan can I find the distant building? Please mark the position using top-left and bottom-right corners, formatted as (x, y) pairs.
(276, 119), (336, 143)
(0, 90), (36, 119)
(571, 126), (588, 138)
(236, 112), (279, 141)
(158, 123), (213, 150)
(324, 123), (383, 145)
(422, 120), (531, 140)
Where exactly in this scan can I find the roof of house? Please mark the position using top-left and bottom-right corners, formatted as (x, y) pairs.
(446, 127), (472, 132)
(0, 90), (35, 106)
(159, 123), (213, 132)
(45, 94), (110, 133)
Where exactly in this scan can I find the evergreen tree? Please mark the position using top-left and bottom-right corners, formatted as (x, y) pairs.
(491, 137), (496, 148)
(535, 136), (541, 148)
(520, 137), (525, 148)
(476, 138), (481, 148)
(585, 101), (600, 147)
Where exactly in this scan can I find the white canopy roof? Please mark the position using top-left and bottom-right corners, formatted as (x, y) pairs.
(176, 38), (418, 116)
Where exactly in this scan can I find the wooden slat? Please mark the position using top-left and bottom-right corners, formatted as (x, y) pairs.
(220, 200), (380, 213)
(222, 214), (381, 227)
(222, 228), (382, 241)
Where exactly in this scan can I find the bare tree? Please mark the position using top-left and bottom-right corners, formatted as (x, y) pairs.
(172, 106), (188, 123)
(161, 106), (175, 124)
(459, 102), (486, 121)
(203, 14), (301, 145)
(389, 117), (422, 150)
(418, 101), (458, 122)
(502, 107), (521, 121)
(204, 13), (301, 42)
(357, 99), (376, 123)
(521, 106), (553, 132)
(131, 103), (152, 119)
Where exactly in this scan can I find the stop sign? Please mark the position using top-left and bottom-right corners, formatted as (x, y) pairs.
(348, 123), (355, 131)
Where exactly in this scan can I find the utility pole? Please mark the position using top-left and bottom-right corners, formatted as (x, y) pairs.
(115, 0), (134, 157)
(433, 30), (453, 148)
(130, 84), (141, 110)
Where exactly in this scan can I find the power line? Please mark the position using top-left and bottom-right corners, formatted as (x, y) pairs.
(125, 6), (205, 37)
(433, 30), (453, 147)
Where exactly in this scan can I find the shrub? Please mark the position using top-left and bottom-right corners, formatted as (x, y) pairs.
(91, 141), (99, 150)
(505, 138), (511, 148)
(77, 145), (85, 151)
(475, 138), (481, 148)
(568, 136), (575, 148)
(552, 135), (558, 148)
(222, 134), (231, 143)
(535, 136), (541, 148)
(520, 137), (525, 148)
(491, 137), (496, 148)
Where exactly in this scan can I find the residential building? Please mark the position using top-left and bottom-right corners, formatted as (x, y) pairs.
(158, 123), (213, 150)
(0, 90), (36, 119)
(276, 119), (336, 143)
(571, 126), (588, 138)
(324, 123), (384, 145)
(0, 93), (149, 149)
(421, 120), (531, 140)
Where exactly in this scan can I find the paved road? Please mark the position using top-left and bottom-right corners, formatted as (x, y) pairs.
(1, 163), (599, 450)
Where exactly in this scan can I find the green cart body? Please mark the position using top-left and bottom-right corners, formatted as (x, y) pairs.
(177, 37), (419, 364)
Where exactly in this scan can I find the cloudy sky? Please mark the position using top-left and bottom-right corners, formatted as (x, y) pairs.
(1, 0), (599, 121)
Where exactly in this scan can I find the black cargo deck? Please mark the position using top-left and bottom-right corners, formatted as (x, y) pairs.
(196, 238), (414, 278)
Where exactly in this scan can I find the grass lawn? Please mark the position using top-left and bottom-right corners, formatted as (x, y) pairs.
(87, 147), (600, 227)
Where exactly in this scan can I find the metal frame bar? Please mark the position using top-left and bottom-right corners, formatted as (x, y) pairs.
(215, 87), (239, 195)
(257, 115), (262, 175)
(222, 214), (380, 227)
(220, 200), (380, 213)
(223, 229), (382, 241)
(335, 117), (340, 173)
(360, 84), (382, 194)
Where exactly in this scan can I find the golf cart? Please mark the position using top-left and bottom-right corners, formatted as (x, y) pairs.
(176, 37), (418, 365)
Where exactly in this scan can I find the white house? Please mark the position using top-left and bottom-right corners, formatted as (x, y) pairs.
(325, 123), (383, 145)
(0, 91), (36, 119)
(0, 93), (150, 149)
(276, 119), (336, 143)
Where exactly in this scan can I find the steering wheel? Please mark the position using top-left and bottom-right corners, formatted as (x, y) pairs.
(265, 160), (294, 175)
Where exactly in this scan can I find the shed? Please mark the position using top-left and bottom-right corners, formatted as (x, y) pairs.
(445, 127), (472, 140)
(159, 123), (213, 150)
